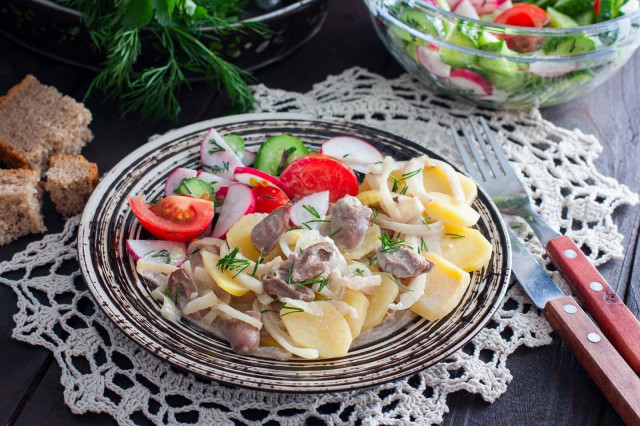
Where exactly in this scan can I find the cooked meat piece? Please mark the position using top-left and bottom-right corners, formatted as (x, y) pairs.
(168, 269), (202, 320)
(220, 311), (261, 355)
(187, 237), (224, 269)
(250, 205), (291, 254)
(291, 241), (341, 282)
(168, 269), (199, 300)
(262, 255), (315, 301)
(507, 35), (544, 53)
(330, 195), (371, 250)
(376, 247), (434, 278)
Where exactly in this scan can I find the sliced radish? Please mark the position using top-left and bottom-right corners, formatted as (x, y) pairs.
(468, 0), (507, 14)
(165, 168), (198, 197)
(233, 166), (293, 197)
(126, 240), (187, 266)
(242, 149), (256, 166)
(453, 0), (480, 19)
(196, 171), (234, 200)
(289, 191), (330, 229)
(320, 137), (384, 174)
(200, 128), (244, 180)
(417, 46), (452, 78)
(212, 184), (256, 239)
(528, 61), (578, 78)
(449, 69), (494, 96)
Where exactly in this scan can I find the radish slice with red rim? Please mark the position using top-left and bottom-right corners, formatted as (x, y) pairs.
(289, 191), (330, 229)
(200, 128), (243, 180)
(165, 168), (198, 197)
(126, 240), (187, 266)
(233, 166), (293, 197)
(320, 137), (384, 174)
(449, 69), (494, 96)
(416, 46), (451, 78)
(212, 183), (256, 239)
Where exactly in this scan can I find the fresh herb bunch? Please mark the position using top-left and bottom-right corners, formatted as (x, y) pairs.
(54, 0), (265, 120)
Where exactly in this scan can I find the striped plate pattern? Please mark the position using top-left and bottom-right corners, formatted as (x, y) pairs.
(77, 113), (511, 393)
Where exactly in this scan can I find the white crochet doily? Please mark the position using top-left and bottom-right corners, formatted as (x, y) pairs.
(1, 68), (637, 425)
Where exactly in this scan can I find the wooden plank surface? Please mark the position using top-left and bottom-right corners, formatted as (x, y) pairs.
(1, 0), (638, 424)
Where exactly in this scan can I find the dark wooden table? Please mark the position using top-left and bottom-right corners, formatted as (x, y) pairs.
(1, 1), (638, 425)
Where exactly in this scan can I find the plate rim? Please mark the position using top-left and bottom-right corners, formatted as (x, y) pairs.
(77, 112), (512, 393)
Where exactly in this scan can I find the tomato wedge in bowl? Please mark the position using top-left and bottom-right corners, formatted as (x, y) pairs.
(128, 195), (214, 242)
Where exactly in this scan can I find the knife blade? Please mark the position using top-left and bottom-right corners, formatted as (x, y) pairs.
(508, 228), (640, 425)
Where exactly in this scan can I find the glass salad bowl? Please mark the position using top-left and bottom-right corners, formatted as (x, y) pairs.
(364, 0), (640, 108)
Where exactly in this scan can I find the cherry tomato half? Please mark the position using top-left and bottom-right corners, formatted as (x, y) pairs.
(252, 185), (290, 213)
(128, 195), (214, 242)
(278, 154), (359, 203)
(494, 4), (550, 52)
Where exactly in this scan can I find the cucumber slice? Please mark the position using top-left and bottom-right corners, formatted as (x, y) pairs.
(254, 135), (309, 176)
(440, 25), (478, 68)
(575, 9), (596, 25)
(553, 0), (592, 18)
(543, 35), (596, 55)
(223, 134), (245, 158)
(174, 177), (216, 201)
(547, 7), (580, 27)
(477, 35), (519, 78)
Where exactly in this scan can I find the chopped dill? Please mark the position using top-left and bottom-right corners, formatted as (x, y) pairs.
(329, 226), (344, 237)
(264, 194), (276, 200)
(302, 204), (320, 218)
(379, 234), (406, 253)
(445, 232), (466, 239)
(386, 274), (412, 291)
(251, 252), (263, 278)
(150, 249), (171, 264)
(371, 208), (380, 227)
(216, 247), (251, 277)
(354, 268), (365, 277)
(164, 285), (180, 305)
(207, 139), (224, 155)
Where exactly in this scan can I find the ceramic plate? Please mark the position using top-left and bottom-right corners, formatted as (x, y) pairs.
(78, 113), (511, 392)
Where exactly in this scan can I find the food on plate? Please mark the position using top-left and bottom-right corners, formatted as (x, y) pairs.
(45, 155), (99, 216)
(381, 0), (639, 106)
(128, 128), (493, 359)
(0, 75), (93, 174)
(0, 169), (46, 245)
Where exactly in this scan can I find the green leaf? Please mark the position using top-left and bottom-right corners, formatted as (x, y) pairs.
(153, 0), (174, 25)
(122, 0), (154, 30)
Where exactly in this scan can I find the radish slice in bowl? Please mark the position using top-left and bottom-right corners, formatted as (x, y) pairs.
(242, 150), (257, 166)
(320, 137), (384, 174)
(200, 128), (244, 180)
(233, 166), (293, 197)
(165, 168), (198, 196)
(126, 240), (187, 266)
(453, 0), (480, 19)
(416, 46), (451, 78)
(449, 69), (494, 96)
(212, 183), (256, 239)
(289, 191), (330, 229)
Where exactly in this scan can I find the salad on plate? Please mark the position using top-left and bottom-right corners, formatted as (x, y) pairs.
(127, 128), (493, 359)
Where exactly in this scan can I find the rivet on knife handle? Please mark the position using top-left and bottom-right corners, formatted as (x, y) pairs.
(546, 235), (640, 376)
(545, 296), (640, 426)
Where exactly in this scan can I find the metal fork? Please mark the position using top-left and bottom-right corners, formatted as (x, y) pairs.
(451, 118), (640, 376)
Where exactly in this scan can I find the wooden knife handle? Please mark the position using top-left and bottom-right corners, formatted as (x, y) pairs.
(546, 235), (640, 376)
(545, 296), (640, 425)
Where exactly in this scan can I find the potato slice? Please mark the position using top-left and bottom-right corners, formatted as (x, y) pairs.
(362, 273), (399, 332)
(410, 253), (471, 321)
(226, 213), (268, 262)
(341, 289), (370, 339)
(201, 251), (250, 297)
(356, 190), (382, 206)
(342, 224), (381, 260)
(423, 167), (477, 205)
(281, 302), (352, 358)
(439, 223), (493, 272)
(422, 192), (480, 227)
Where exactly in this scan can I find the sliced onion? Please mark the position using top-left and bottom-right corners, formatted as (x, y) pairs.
(256, 292), (275, 305)
(396, 195), (427, 223)
(183, 291), (218, 314)
(388, 273), (427, 311)
(376, 213), (444, 237)
(404, 156), (433, 204)
(216, 303), (263, 329)
(254, 346), (294, 360)
(136, 259), (179, 287)
(331, 300), (358, 318)
(278, 297), (323, 316)
(202, 310), (218, 326)
(379, 156), (402, 221)
(344, 275), (382, 293)
(235, 272), (264, 294)
(151, 288), (181, 321)
(261, 311), (319, 359)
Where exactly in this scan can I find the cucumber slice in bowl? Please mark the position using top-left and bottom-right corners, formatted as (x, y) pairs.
(254, 134), (309, 176)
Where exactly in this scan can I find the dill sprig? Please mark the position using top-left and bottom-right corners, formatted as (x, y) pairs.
(216, 247), (251, 277)
(295, 272), (329, 292)
(386, 274), (412, 292)
(54, 0), (264, 121)
(378, 234), (406, 253)
(164, 285), (180, 304)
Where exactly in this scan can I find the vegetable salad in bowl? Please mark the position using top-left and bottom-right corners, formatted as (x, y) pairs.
(127, 127), (493, 359)
(365, 0), (640, 108)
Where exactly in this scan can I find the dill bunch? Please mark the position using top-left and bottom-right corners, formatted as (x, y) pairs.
(55, 0), (264, 120)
